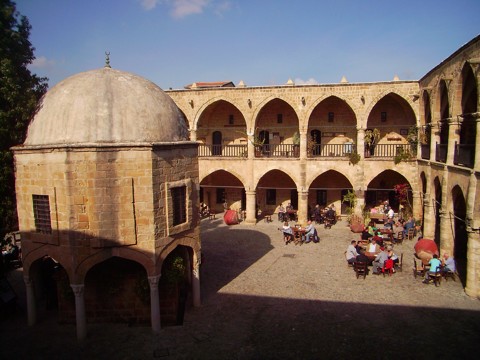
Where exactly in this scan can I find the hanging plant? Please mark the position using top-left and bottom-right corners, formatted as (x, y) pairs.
(348, 151), (361, 165)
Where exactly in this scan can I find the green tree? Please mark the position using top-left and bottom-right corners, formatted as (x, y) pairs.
(1, 0), (48, 242)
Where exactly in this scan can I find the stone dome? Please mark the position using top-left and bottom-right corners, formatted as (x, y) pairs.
(24, 67), (188, 146)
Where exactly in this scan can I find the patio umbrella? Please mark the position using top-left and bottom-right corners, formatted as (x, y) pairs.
(414, 238), (439, 261)
(223, 209), (239, 225)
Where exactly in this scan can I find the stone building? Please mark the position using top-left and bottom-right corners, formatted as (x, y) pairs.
(12, 35), (480, 344)
(13, 66), (201, 340)
(165, 35), (480, 298)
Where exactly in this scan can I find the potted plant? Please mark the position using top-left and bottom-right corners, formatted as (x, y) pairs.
(364, 128), (380, 157)
(348, 151), (361, 165)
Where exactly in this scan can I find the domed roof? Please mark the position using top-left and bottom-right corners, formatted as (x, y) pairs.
(24, 67), (188, 146)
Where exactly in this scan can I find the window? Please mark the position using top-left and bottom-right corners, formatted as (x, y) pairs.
(277, 114), (283, 124)
(216, 188), (225, 204)
(328, 112), (334, 122)
(316, 190), (327, 207)
(32, 194), (52, 234)
(171, 186), (187, 226)
(228, 114), (234, 125)
(266, 189), (276, 205)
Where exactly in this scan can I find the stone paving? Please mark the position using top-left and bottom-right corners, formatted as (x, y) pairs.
(1, 217), (480, 359)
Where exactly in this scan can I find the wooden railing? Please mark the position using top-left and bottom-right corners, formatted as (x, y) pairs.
(366, 144), (412, 158)
(420, 144), (430, 160)
(309, 143), (356, 157)
(435, 143), (447, 163)
(454, 143), (474, 168)
(198, 144), (247, 157)
(254, 144), (299, 158)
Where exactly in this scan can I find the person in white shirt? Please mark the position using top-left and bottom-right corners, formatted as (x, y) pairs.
(346, 240), (359, 264)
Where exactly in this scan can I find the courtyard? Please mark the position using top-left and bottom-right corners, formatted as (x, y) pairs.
(1, 217), (480, 359)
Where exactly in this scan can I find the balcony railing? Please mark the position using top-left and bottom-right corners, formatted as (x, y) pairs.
(254, 144), (299, 158)
(365, 144), (413, 158)
(198, 144), (247, 157)
(435, 143), (447, 163)
(309, 143), (356, 157)
(454, 143), (474, 168)
(420, 144), (430, 160)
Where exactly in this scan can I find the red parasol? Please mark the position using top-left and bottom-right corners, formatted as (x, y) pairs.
(223, 210), (239, 225)
(414, 238), (439, 262)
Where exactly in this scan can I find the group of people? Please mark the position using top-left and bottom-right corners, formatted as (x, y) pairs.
(311, 204), (337, 228)
(423, 252), (456, 284)
(277, 203), (297, 222)
(346, 239), (399, 275)
(281, 220), (319, 245)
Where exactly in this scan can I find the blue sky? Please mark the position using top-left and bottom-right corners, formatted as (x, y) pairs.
(16, 0), (480, 90)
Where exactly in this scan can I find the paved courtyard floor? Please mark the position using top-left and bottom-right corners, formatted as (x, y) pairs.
(1, 217), (480, 359)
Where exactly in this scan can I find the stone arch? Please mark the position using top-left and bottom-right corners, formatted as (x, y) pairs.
(364, 90), (419, 129)
(254, 166), (299, 188)
(199, 169), (246, 212)
(74, 247), (156, 284)
(365, 170), (414, 213)
(251, 96), (299, 132)
(255, 169), (298, 211)
(22, 244), (74, 284)
(83, 256), (150, 324)
(193, 96), (245, 131)
(307, 170), (354, 214)
(305, 94), (358, 127)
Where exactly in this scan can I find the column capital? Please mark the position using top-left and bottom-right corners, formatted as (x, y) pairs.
(148, 275), (161, 287)
(70, 284), (85, 297)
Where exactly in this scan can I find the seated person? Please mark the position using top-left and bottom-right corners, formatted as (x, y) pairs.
(404, 216), (415, 236)
(372, 248), (389, 274)
(278, 204), (285, 222)
(386, 245), (398, 266)
(282, 221), (294, 244)
(372, 231), (384, 247)
(423, 254), (441, 284)
(366, 238), (381, 254)
(303, 220), (318, 243)
(313, 204), (322, 223)
(346, 240), (359, 264)
(367, 221), (377, 237)
(442, 252), (456, 273)
(356, 248), (369, 264)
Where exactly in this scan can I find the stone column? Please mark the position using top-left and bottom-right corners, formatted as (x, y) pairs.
(299, 131), (307, 160)
(422, 166), (435, 239)
(446, 119), (459, 165)
(431, 125), (440, 161)
(245, 190), (257, 224)
(465, 171), (479, 298)
(412, 190), (423, 223)
(439, 167), (452, 253)
(247, 134), (255, 160)
(192, 258), (201, 307)
(148, 275), (161, 333)
(24, 276), (36, 326)
(297, 190), (308, 224)
(354, 189), (365, 217)
(70, 284), (87, 341)
(189, 129), (197, 141)
(475, 118), (480, 170)
(356, 128), (365, 159)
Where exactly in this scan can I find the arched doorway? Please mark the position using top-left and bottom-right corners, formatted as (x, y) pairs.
(212, 131), (222, 156)
(452, 186), (467, 286)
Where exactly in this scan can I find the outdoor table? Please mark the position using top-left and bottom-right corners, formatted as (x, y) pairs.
(291, 226), (305, 245)
(365, 252), (377, 265)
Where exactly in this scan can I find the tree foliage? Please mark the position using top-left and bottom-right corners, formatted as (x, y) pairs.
(1, 0), (48, 241)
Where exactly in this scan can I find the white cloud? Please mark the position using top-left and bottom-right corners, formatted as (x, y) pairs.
(214, 1), (231, 17)
(30, 56), (55, 69)
(294, 77), (320, 85)
(140, 0), (159, 11)
(170, 0), (210, 19)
